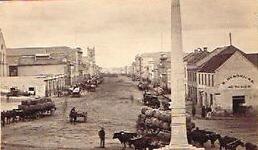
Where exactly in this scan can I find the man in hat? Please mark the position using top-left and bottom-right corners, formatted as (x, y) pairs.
(98, 127), (105, 148)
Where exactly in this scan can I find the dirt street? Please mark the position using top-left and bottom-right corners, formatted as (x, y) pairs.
(1, 76), (258, 150)
(1, 76), (143, 150)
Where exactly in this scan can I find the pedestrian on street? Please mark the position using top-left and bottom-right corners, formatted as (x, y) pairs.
(69, 107), (77, 124)
(192, 104), (196, 118)
(201, 106), (206, 118)
(98, 127), (105, 148)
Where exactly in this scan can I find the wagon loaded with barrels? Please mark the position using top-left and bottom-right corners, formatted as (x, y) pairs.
(136, 106), (195, 147)
(1, 97), (56, 127)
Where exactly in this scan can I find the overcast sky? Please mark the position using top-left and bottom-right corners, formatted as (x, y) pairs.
(0, 0), (257, 68)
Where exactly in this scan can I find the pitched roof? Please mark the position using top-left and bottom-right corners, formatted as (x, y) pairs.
(184, 50), (210, 65)
(198, 45), (246, 73)
(246, 53), (258, 67)
(6, 46), (74, 56)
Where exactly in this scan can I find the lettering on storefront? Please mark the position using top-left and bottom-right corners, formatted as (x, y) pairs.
(228, 85), (251, 89)
(221, 74), (254, 85)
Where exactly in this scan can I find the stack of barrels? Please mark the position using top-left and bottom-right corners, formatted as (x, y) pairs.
(136, 106), (194, 144)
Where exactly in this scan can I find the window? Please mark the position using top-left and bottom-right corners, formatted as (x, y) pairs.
(201, 74), (204, 85)
(1, 44), (3, 50)
(208, 74), (210, 86)
(198, 73), (201, 84)
(9, 66), (18, 76)
(211, 75), (214, 86)
(204, 74), (207, 85)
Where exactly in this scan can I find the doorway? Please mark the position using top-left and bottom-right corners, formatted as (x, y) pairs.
(232, 95), (245, 114)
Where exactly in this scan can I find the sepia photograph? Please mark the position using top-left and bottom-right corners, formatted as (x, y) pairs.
(0, 0), (257, 149)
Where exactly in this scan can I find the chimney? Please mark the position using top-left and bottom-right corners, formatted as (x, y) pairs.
(203, 47), (208, 52)
(194, 49), (198, 53)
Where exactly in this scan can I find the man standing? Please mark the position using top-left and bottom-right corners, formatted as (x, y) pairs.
(192, 104), (196, 118)
(69, 107), (76, 124)
(201, 106), (206, 118)
(98, 127), (105, 148)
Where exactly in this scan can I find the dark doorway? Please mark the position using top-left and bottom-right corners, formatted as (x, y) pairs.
(232, 96), (245, 114)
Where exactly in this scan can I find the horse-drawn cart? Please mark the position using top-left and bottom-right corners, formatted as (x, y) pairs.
(69, 111), (87, 123)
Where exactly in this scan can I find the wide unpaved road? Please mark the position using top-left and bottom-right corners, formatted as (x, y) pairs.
(1, 76), (143, 150)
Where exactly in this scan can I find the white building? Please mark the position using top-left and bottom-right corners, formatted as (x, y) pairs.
(0, 29), (7, 77)
(196, 45), (258, 113)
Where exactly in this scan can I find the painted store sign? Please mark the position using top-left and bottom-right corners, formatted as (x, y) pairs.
(221, 74), (254, 89)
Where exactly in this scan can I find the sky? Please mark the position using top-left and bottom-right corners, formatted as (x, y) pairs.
(0, 0), (257, 68)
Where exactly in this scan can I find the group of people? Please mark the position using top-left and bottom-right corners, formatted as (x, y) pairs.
(202, 106), (213, 119)
(192, 105), (213, 119)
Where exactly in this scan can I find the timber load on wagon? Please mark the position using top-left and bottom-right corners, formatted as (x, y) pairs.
(1, 97), (56, 127)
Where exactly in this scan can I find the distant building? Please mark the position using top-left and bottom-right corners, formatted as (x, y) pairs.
(184, 47), (210, 102)
(0, 29), (7, 77)
(195, 45), (258, 113)
(86, 47), (96, 76)
(6, 46), (83, 85)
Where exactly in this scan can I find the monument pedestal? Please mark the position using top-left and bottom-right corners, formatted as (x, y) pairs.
(157, 144), (204, 150)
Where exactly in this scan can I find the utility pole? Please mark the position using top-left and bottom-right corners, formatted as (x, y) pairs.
(139, 56), (143, 82)
(229, 32), (232, 46)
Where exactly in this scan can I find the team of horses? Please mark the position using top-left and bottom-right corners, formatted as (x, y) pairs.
(113, 129), (257, 150)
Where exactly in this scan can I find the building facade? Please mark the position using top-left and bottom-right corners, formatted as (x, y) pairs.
(0, 29), (7, 77)
(196, 45), (258, 113)
(6, 46), (83, 85)
(184, 47), (210, 102)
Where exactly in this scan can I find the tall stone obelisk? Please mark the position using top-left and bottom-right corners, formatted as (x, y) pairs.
(158, 0), (202, 149)
(169, 0), (188, 147)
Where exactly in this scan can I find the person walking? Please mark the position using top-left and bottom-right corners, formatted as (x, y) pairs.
(69, 107), (76, 124)
(192, 104), (196, 118)
(201, 106), (206, 118)
(98, 127), (105, 148)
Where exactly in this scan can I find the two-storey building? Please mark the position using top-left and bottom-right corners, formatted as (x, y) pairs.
(196, 45), (258, 113)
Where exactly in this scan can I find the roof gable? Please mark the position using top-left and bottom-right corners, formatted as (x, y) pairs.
(198, 45), (243, 73)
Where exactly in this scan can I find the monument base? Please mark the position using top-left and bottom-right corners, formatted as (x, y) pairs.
(155, 144), (204, 150)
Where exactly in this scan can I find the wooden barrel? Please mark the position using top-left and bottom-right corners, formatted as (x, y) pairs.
(153, 109), (161, 118)
(145, 118), (152, 126)
(141, 106), (151, 114)
(157, 111), (171, 123)
(160, 122), (170, 131)
(150, 117), (161, 127)
(145, 109), (155, 117)
(157, 131), (171, 142)
(137, 114), (146, 124)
